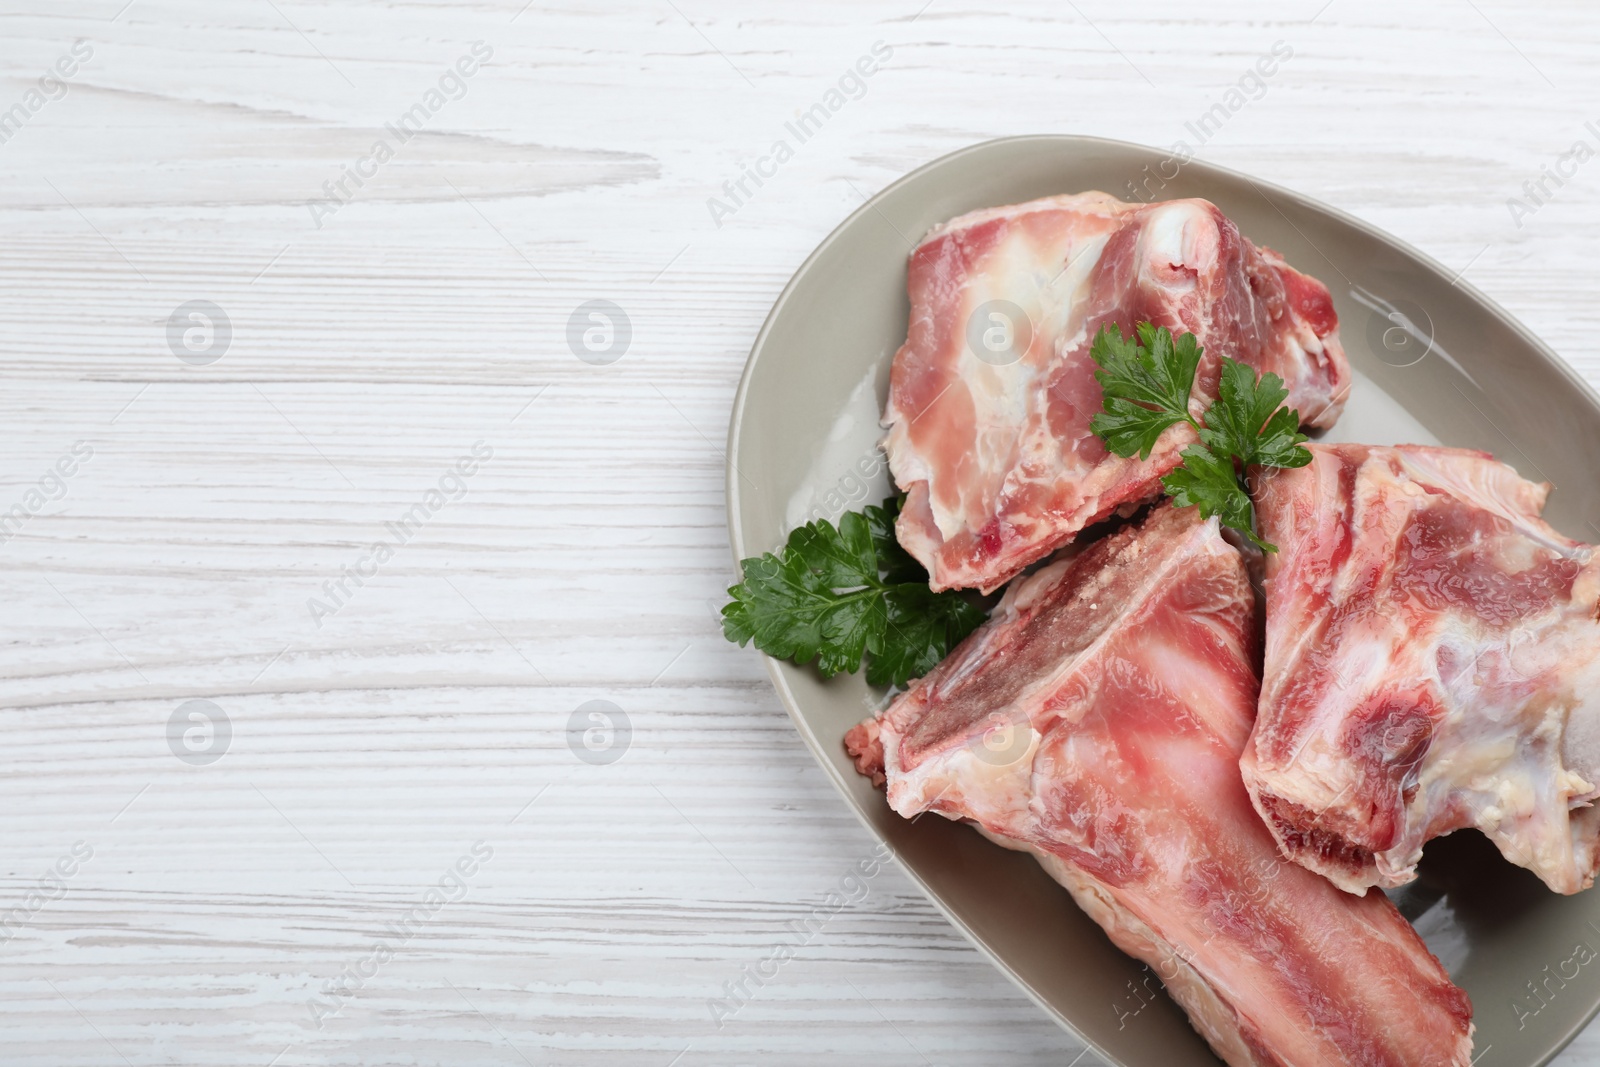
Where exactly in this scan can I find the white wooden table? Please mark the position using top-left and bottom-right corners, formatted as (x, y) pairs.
(1, 1), (1598, 1063)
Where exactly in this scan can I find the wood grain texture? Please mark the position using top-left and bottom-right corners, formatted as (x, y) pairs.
(0, 0), (1597, 1063)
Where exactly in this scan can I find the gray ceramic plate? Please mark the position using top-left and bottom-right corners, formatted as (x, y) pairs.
(725, 135), (1600, 1067)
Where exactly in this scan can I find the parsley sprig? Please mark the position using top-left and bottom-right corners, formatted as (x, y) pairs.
(721, 497), (986, 688)
(1088, 322), (1312, 551)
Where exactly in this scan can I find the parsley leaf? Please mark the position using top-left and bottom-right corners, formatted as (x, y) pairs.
(722, 497), (987, 688)
(1196, 358), (1311, 469)
(871, 584), (987, 688)
(864, 494), (924, 585)
(1089, 322), (1204, 459)
(1087, 323), (1313, 550)
(1162, 444), (1271, 551)
(1251, 406), (1315, 470)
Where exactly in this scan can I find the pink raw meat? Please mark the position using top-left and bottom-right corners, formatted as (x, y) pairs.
(1243, 443), (1600, 895)
(852, 505), (1472, 1067)
(883, 192), (1349, 592)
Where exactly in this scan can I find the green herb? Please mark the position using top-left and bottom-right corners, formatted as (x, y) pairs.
(1088, 322), (1312, 551)
(721, 497), (987, 688)
(1087, 322), (1205, 460)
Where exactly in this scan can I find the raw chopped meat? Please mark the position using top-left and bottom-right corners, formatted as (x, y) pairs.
(844, 717), (885, 788)
(1243, 443), (1600, 895)
(883, 191), (1350, 593)
(867, 504), (1472, 1067)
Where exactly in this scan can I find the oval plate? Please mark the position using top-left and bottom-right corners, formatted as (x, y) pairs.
(725, 135), (1600, 1067)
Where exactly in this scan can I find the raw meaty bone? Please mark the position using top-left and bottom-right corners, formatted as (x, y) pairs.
(883, 191), (1350, 593)
(1243, 443), (1600, 895)
(851, 505), (1472, 1067)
